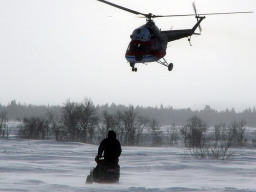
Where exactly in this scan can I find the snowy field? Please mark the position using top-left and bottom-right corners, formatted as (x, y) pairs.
(0, 139), (256, 192)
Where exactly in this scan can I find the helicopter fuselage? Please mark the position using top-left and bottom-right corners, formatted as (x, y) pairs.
(125, 21), (167, 64)
(125, 18), (204, 65)
(97, 0), (252, 72)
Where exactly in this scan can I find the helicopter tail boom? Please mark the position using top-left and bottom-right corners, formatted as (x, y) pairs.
(192, 16), (205, 33)
(162, 30), (193, 42)
(161, 15), (205, 42)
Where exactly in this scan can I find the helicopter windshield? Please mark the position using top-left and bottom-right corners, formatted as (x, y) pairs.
(127, 41), (150, 52)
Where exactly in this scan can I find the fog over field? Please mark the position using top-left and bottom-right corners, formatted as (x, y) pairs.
(0, 0), (255, 110)
(1, 0), (255, 190)
(1, 139), (256, 192)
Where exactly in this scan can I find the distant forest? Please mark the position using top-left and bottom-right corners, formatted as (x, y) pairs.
(1, 100), (256, 127)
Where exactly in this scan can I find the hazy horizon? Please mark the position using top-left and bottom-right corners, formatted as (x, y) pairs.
(1, 98), (255, 112)
(0, 0), (255, 112)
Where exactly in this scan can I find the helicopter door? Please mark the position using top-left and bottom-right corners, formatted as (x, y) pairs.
(149, 39), (156, 51)
(154, 38), (162, 50)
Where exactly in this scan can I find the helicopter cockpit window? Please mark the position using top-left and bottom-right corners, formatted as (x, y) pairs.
(136, 44), (144, 51)
(128, 42), (149, 52)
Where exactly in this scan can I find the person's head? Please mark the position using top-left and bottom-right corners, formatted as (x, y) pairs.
(108, 130), (116, 139)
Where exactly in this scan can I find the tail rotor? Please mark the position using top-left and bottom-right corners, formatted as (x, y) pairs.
(193, 2), (202, 32)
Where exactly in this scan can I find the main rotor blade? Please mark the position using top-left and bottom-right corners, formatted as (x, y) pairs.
(97, 0), (148, 17)
(97, 0), (253, 19)
(192, 2), (197, 15)
(155, 11), (253, 18)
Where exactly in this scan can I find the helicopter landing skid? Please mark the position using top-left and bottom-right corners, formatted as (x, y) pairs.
(129, 59), (173, 72)
(130, 62), (137, 72)
(157, 58), (173, 71)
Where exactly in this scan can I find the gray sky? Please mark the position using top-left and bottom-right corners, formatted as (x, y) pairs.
(0, 0), (255, 111)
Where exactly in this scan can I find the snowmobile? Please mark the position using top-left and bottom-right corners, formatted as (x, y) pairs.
(86, 156), (120, 184)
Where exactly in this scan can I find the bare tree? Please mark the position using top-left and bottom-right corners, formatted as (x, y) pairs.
(18, 117), (36, 139)
(181, 116), (207, 147)
(120, 106), (150, 145)
(149, 119), (162, 146)
(136, 116), (149, 145)
(62, 100), (80, 141)
(187, 123), (233, 160)
(97, 110), (121, 143)
(0, 111), (8, 138)
(180, 125), (189, 147)
(18, 117), (49, 140)
(46, 110), (64, 141)
(228, 120), (247, 147)
(167, 123), (179, 146)
(122, 106), (138, 145)
(103, 110), (116, 131)
(77, 99), (99, 143)
(113, 111), (125, 144)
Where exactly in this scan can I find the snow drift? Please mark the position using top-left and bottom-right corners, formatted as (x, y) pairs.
(0, 139), (256, 192)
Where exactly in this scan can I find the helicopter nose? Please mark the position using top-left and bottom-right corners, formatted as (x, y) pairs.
(135, 54), (143, 61)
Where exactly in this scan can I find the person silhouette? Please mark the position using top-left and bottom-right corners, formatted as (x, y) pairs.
(86, 130), (122, 183)
(97, 130), (122, 165)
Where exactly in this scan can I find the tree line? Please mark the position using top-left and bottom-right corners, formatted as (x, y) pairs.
(2, 99), (256, 160)
(17, 99), (153, 146)
(2, 99), (256, 161)
(1, 100), (256, 127)
(8, 99), (253, 147)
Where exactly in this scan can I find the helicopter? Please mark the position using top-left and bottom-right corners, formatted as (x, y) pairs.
(98, 0), (252, 72)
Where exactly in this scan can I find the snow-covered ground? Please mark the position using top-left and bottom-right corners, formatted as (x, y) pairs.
(0, 139), (256, 192)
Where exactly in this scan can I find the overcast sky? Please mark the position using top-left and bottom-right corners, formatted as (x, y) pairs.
(0, 0), (255, 111)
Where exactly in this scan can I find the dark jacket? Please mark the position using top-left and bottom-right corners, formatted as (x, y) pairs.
(98, 137), (122, 164)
